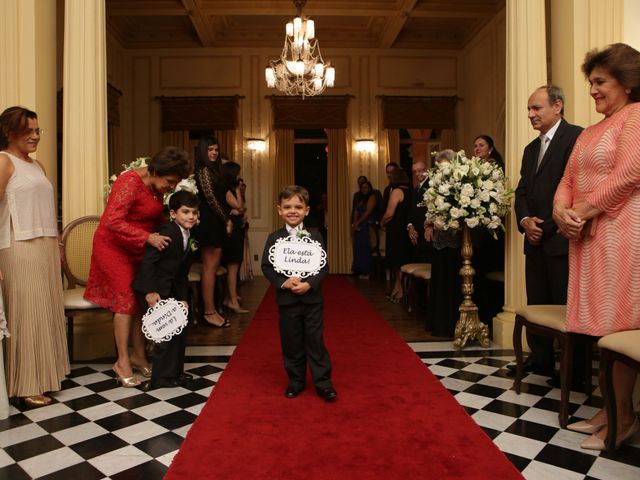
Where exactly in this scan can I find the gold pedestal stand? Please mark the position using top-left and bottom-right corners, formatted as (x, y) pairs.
(453, 226), (491, 349)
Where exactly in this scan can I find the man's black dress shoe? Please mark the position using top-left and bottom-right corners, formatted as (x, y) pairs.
(177, 372), (193, 382)
(315, 386), (337, 402)
(285, 385), (305, 398)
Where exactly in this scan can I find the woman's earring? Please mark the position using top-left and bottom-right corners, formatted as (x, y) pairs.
(626, 89), (631, 94)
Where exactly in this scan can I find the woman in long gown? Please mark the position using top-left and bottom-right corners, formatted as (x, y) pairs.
(553, 43), (640, 450)
(85, 147), (190, 387)
(351, 180), (377, 277)
(0, 106), (69, 406)
(424, 149), (462, 337)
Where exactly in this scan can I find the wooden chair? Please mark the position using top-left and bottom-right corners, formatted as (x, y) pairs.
(400, 263), (431, 313)
(60, 215), (105, 363)
(513, 305), (598, 428)
(597, 330), (640, 450)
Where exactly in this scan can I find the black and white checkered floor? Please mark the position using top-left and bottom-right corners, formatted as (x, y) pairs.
(1, 343), (638, 479)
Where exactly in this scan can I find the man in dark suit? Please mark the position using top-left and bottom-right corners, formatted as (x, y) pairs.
(406, 160), (432, 263)
(261, 185), (335, 401)
(511, 85), (583, 377)
(133, 191), (199, 389)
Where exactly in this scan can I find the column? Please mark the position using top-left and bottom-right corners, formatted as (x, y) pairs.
(493, 0), (547, 347)
(551, 0), (624, 128)
(62, 0), (108, 226)
(0, 0), (58, 189)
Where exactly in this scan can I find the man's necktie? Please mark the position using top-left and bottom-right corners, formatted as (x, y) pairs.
(536, 135), (549, 172)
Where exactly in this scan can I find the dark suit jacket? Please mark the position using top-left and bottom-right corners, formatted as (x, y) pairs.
(514, 119), (583, 256)
(261, 227), (328, 306)
(132, 221), (193, 303)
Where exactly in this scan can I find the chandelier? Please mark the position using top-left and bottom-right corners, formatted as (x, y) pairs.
(265, 0), (335, 98)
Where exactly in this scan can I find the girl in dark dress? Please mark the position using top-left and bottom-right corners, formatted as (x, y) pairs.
(380, 169), (412, 302)
(221, 161), (248, 314)
(193, 136), (231, 327)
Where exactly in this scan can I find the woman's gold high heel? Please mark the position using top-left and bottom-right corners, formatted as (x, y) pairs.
(113, 368), (141, 388)
(132, 364), (152, 378)
(21, 395), (53, 407)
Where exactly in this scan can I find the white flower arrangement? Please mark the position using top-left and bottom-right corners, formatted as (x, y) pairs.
(104, 157), (198, 204)
(422, 150), (513, 238)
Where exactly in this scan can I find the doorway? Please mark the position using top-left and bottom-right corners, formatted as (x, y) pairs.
(294, 129), (328, 243)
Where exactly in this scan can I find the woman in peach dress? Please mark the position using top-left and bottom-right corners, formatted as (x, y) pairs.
(553, 43), (640, 450)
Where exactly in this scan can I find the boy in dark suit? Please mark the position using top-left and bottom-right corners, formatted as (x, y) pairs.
(133, 190), (199, 389)
(261, 185), (336, 402)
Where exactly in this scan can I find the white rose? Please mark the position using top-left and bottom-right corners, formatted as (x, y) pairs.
(470, 198), (481, 209)
(438, 184), (451, 195)
(465, 217), (480, 228)
(479, 191), (490, 202)
(449, 219), (460, 230)
(450, 207), (462, 219)
(482, 180), (494, 190)
(461, 183), (474, 197)
(459, 195), (471, 207)
(489, 202), (498, 214)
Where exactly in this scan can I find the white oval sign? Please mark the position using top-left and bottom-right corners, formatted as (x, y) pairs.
(268, 235), (327, 278)
(141, 298), (189, 343)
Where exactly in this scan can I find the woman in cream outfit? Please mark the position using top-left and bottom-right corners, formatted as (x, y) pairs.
(0, 106), (69, 407)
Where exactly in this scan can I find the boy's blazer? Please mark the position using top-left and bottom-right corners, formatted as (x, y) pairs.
(261, 227), (328, 306)
(132, 221), (193, 302)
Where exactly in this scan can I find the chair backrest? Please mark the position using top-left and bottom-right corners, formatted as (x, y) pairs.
(61, 215), (101, 288)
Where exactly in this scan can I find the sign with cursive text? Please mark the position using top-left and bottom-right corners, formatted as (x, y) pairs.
(268, 234), (327, 278)
(141, 298), (189, 343)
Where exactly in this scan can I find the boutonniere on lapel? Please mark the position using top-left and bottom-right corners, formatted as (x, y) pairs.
(188, 237), (198, 252)
(296, 228), (310, 239)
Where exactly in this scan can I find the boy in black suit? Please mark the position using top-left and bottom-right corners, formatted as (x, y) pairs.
(261, 185), (336, 401)
(133, 190), (199, 389)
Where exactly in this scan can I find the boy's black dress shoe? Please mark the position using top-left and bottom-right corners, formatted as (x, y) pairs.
(178, 372), (193, 382)
(316, 386), (337, 402)
(285, 385), (305, 398)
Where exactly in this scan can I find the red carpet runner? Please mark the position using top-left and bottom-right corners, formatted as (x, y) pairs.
(167, 276), (523, 479)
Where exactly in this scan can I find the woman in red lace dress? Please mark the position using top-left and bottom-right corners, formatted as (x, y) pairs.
(85, 147), (190, 387)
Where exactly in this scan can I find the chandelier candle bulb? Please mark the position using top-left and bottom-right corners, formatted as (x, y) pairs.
(293, 17), (302, 36)
(326, 67), (335, 86)
(286, 22), (293, 36)
(306, 19), (315, 39)
(314, 63), (324, 76)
